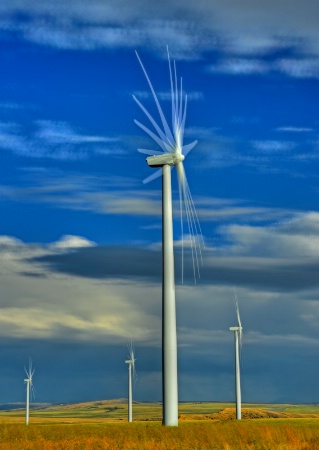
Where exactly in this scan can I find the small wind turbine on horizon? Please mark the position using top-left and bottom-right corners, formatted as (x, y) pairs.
(24, 359), (35, 426)
(133, 48), (203, 426)
(229, 288), (243, 420)
(125, 342), (136, 423)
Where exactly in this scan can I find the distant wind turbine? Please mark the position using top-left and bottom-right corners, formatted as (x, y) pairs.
(229, 288), (243, 420)
(125, 342), (136, 423)
(133, 48), (202, 426)
(24, 359), (35, 425)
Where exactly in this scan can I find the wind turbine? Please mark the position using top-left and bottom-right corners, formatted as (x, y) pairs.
(229, 288), (243, 420)
(125, 342), (136, 423)
(24, 359), (35, 425)
(133, 48), (202, 426)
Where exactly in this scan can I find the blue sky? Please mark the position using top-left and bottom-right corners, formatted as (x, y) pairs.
(1, 0), (319, 405)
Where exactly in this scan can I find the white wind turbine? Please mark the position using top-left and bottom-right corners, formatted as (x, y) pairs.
(134, 48), (202, 426)
(24, 360), (35, 425)
(125, 342), (136, 423)
(229, 288), (243, 420)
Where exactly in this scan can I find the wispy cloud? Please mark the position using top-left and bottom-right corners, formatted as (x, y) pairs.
(0, 0), (319, 76)
(133, 90), (204, 102)
(276, 127), (314, 133)
(0, 102), (32, 110)
(36, 121), (115, 145)
(0, 169), (294, 225)
(277, 58), (319, 78)
(0, 172), (162, 216)
(253, 140), (295, 153)
(208, 59), (268, 76)
(0, 120), (123, 160)
(208, 56), (319, 78)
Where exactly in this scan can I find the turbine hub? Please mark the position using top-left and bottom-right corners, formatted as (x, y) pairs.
(146, 152), (185, 168)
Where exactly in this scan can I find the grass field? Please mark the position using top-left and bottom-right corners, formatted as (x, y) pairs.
(1, 419), (319, 449)
(1, 401), (319, 449)
(3, 399), (319, 420)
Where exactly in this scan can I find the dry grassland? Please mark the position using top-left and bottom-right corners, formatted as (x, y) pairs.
(1, 404), (319, 449)
(0, 419), (319, 449)
(0, 400), (319, 450)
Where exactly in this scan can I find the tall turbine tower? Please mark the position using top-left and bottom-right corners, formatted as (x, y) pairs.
(134, 48), (201, 426)
(24, 360), (35, 425)
(125, 342), (136, 423)
(229, 289), (243, 420)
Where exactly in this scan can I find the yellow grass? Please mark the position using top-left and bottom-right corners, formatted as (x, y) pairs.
(1, 419), (319, 449)
(1, 402), (319, 449)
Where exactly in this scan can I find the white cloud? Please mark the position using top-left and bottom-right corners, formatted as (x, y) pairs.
(0, 0), (318, 75)
(0, 102), (28, 110)
(208, 56), (319, 79)
(0, 120), (122, 160)
(219, 212), (319, 258)
(0, 235), (23, 247)
(134, 90), (204, 102)
(0, 169), (294, 224)
(253, 140), (295, 153)
(208, 59), (268, 75)
(51, 235), (96, 249)
(276, 127), (314, 133)
(0, 236), (161, 343)
(276, 58), (319, 78)
(36, 121), (117, 145)
(1, 209), (319, 403)
(0, 169), (163, 217)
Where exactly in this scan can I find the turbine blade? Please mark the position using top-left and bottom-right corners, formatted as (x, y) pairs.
(134, 50), (203, 285)
(133, 95), (174, 150)
(167, 49), (185, 154)
(24, 359), (35, 379)
(135, 51), (175, 145)
(180, 89), (187, 135)
(177, 171), (184, 284)
(31, 383), (36, 400)
(137, 149), (163, 156)
(176, 162), (204, 282)
(142, 168), (163, 184)
(178, 75), (184, 132)
(167, 47), (178, 141)
(173, 60), (180, 129)
(127, 340), (137, 380)
(134, 120), (172, 153)
(182, 140), (198, 156)
(233, 287), (243, 353)
(233, 287), (242, 329)
(131, 351), (136, 377)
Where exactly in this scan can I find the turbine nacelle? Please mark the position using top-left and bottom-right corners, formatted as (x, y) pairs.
(146, 153), (185, 168)
(229, 326), (242, 332)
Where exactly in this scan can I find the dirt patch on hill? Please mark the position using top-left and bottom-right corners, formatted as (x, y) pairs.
(179, 408), (319, 421)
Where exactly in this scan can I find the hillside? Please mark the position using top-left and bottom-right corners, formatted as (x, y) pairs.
(1, 399), (319, 422)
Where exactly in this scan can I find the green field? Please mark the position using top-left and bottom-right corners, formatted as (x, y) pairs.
(1, 399), (319, 421)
